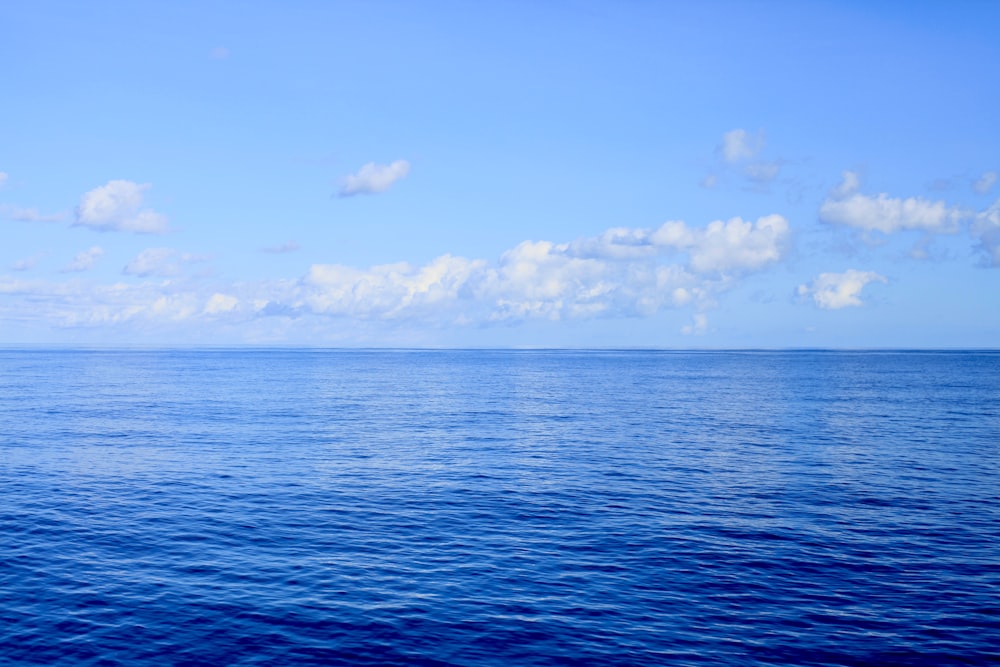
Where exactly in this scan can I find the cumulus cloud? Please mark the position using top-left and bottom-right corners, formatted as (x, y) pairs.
(297, 214), (788, 323)
(819, 172), (968, 234)
(973, 171), (997, 195)
(262, 241), (301, 254)
(973, 200), (1000, 267)
(797, 269), (887, 309)
(1, 214), (792, 335)
(339, 160), (410, 197)
(0, 204), (66, 222)
(61, 247), (105, 273)
(719, 129), (764, 163)
(123, 248), (209, 277)
(75, 180), (170, 234)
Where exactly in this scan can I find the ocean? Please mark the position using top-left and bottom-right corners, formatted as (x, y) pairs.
(0, 349), (997, 666)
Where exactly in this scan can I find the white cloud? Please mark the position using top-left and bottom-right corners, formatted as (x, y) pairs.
(720, 129), (764, 163)
(123, 248), (208, 277)
(209, 46), (230, 60)
(262, 241), (301, 254)
(75, 180), (170, 234)
(973, 200), (1000, 267)
(700, 174), (718, 189)
(0, 204), (66, 222)
(0, 215), (791, 334)
(339, 160), (410, 197)
(819, 182), (968, 234)
(0, 172), (7, 188)
(61, 247), (105, 273)
(797, 269), (887, 309)
(973, 171), (997, 195)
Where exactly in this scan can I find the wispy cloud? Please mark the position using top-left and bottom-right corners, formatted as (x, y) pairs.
(11, 252), (46, 272)
(0, 204), (66, 223)
(123, 248), (209, 277)
(75, 180), (170, 234)
(973, 170), (997, 195)
(719, 129), (764, 163)
(973, 200), (1000, 267)
(339, 160), (410, 197)
(61, 247), (105, 273)
(262, 241), (301, 254)
(209, 46), (230, 60)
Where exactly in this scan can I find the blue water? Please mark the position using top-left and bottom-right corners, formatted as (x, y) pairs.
(1, 350), (998, 666)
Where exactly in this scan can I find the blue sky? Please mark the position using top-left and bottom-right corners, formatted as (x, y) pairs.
(2, 1), (998, 347)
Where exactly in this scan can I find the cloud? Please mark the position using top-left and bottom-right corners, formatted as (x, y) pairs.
(0, 204), (66, 222)
(12, 253), (46, 272)
(61, 247), (105, 273)
(299, 215), (788, 323)
(262, 241), (301, 254)
(0, 214), (791, 336)
(339, 160), (410, 197)
(973, 171), (998, 195)
(75, 180), (170, 234)
(681, 313), (708, 335)
(204, 293), (239, 314)
(830, 170), (861, 199)
(797, 269), (887, 309)
(819, 173), (968, 234)
(973, 200), (1000, 267)
(123, 248), (209, 277)
(0, 172), (7, 188)
(719, 129), (764, 163)
(743, 161), (781, 184)
(209, 46), (230, 60)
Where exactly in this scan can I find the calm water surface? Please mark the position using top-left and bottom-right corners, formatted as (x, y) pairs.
(1, 350), (998, 666)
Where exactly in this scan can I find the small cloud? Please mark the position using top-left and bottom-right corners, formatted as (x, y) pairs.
(123, 248), (208, 277)
(12, 252), (46, 271)
(209, 46), (230, 60)
(338, 160), (410, 197)
(681, 313), (708, 335)
(262, 241), (301, 254)
(830, 170), (861, 199)
(61, 246), (104, 273)
(973, 199), (1000, 267)
(719, 129), (764, 163)
(973, 170), (998, 195)
(743, 161), (781, 185)
(797, 269), (887, 309)
(75, 180), (170, 234)
(700, 174), (718, 189)
(0, 204), (66, 223)
(0, 172), (7, 188)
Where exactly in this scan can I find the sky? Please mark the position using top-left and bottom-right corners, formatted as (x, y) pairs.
(2, 0), (999, 347)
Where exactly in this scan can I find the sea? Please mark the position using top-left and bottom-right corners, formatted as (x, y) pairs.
(0, 349), (997, 666)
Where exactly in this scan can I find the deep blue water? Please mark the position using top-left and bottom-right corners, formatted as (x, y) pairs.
(1, 349), (998, 666)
